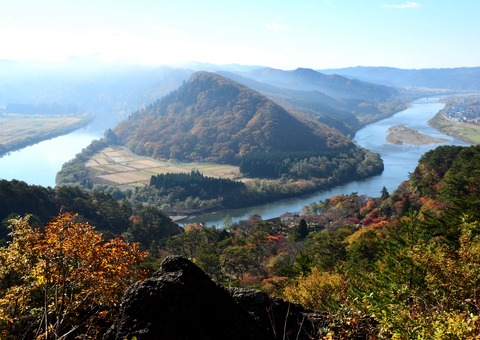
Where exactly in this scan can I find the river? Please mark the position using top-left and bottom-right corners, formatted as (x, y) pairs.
(0, 98), (469, 226)
(0, 127), (102, 187)
(186, 97), (468, 226)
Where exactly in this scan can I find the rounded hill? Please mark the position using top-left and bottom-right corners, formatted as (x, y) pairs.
(114, 72), (353, 164)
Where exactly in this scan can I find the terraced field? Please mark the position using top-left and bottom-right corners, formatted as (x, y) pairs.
(86, 146), (243, 187)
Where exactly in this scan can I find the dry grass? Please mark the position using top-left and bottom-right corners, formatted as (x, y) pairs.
(87, 146), (243, 186)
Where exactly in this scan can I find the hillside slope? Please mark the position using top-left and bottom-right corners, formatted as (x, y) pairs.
(217, 70), (362, 136)
(114, 71), (353, 164)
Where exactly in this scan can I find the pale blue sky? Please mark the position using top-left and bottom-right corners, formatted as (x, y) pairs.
(0, 0), (478, 69)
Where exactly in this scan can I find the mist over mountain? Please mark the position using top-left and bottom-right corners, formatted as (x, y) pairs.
(2, 58), (479, 137)
(241, 67), (399, 101)
(0, 59), (192, 130)
(114, 71), (353, 164)
(321, 66), (480, 90)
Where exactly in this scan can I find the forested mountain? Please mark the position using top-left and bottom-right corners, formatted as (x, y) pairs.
(152, 144), (480, 338)
(57, 72), (384, 213)
(114, 71), (354, 164)
(1, 60), (408, 135)
(321, 66), (480, 90)
(221, 67), (409, 130)
(217, 70), (362, 136)
(4, 59), (480, 136)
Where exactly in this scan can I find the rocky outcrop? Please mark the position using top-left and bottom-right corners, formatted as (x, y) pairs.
(227, 287), (329, 339)
(104, 255), (329, 340)
(103, 255), (273, 340)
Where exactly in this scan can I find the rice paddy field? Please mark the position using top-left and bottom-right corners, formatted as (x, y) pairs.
(86, 146), (243, 187)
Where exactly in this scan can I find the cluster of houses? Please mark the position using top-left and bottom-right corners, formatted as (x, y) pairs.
(442, 95), (480, 125)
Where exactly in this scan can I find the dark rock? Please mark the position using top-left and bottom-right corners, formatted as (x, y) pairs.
(103, 255), (274, 340)
(227, 287), (329, 340)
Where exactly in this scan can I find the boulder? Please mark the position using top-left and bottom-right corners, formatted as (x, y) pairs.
(104, 255), (331, 339)
(103, 255), (273, 340)
(227, 287), (329, 340)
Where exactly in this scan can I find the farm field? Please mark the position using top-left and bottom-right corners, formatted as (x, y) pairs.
(86, 146), (243, 187)
(0, 114), (93, 154)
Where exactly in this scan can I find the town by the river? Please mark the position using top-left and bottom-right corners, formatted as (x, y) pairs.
(0, 97), (469, 226)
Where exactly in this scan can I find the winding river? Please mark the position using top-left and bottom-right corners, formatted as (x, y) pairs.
(0, 98), (469, 226)
(0, 127), (102, 187)
(187, 97), (468, 226)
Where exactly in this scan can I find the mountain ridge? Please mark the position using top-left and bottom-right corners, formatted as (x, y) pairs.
(320, 66), (480, 89)
(241, 67), (399, 101)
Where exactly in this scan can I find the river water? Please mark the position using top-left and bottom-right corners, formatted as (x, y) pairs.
(186, 97), (468, 226)
(0, 127), (102, 187)
(0, 98), (468, 225)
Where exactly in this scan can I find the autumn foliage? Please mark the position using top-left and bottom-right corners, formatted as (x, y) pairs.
(0, 212), (148, 339)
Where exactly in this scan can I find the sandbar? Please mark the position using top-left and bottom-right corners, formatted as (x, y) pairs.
(386, 125), (448, 145)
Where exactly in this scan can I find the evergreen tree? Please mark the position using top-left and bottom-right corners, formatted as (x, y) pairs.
(380, 186), (390, 199)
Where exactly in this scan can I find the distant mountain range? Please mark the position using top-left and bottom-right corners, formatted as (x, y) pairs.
(113, 72), (353, 164)
(320, 66), (480, 90)
(217, 69), (403, 136)
(1, 59), (479, 137)
(239, 67), (399, 101)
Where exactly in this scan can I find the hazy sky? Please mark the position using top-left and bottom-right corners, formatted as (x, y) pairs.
(1, 0), (478, 70)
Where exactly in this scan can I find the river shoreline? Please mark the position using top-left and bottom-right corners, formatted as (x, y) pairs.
(0, 97), (468, 226)
(0, 114), (94, 158)
(187, 97), (468, 226)
(429, 112), (480, 145)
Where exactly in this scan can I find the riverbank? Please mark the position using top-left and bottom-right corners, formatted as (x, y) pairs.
(0, 97), (466, 226)
(386, 125), (448, 145)
(0, 113), (95, 157)
(429, 112), (480, 144)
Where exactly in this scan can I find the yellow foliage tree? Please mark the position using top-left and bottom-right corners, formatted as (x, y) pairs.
(283, 267), (347, 312)
(0, 212), (148, 339)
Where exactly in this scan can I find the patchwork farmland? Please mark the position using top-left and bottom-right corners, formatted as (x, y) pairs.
(86, 146), (243, 187)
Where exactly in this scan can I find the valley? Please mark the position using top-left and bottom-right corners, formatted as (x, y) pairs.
(0, 63), (479, 339)
(2, 1), (480, 337)
(56, 71), (386, 217)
